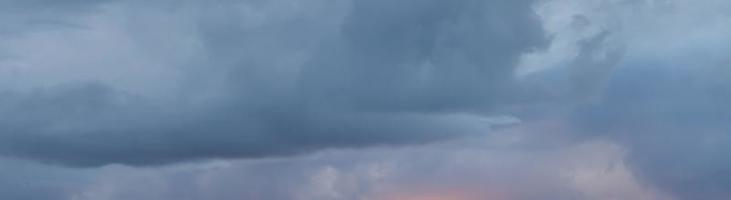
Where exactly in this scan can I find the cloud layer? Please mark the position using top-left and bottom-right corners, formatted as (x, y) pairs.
(0, 0), (546, 167)
(1, 0), (730, 199)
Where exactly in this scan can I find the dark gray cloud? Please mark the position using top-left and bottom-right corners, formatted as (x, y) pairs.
(0, 0), (547, 167)
(2, 0), (731, 199)
(0, 83), (500, 166)
(299, 0), (545, 112)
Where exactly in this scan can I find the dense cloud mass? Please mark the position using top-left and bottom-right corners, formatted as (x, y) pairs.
(1, 0), (730, 199)
(0, 0), (545, 167)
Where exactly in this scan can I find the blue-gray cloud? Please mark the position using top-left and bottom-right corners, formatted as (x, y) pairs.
(2, 0), (730, 199)
(563, 1), (731, 198)
(0, 0), (546, 167)
(574, 62), (731, 199)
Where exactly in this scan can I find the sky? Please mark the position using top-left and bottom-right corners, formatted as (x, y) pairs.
(0, 0), (729, 199)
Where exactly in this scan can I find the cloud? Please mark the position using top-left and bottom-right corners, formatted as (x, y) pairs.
(507, 0), (731, 198)
(0, 0), (547, 167)
(546, 0), (731, 199)
(2, 0), (730, 199)
(69, 133), (659, 200)
(0, 157), (93, 200)
(574, 58), (731, 199)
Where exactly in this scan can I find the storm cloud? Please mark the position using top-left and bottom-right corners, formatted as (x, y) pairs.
(1, 0), (731, 199)
(0, 0), (546, 167)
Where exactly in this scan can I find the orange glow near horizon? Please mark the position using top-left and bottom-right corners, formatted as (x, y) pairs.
(379, 187), (498, 200)
(383, 194), (474, 200)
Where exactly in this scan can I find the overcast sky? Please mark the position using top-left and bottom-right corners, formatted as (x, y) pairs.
(0, 0), (729, 199)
